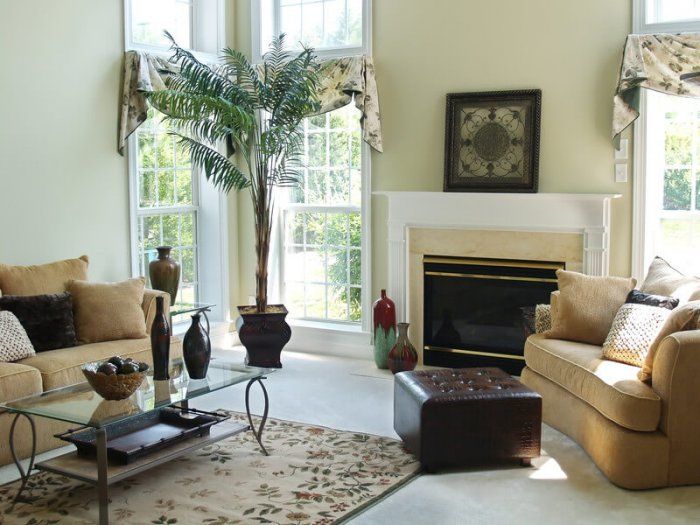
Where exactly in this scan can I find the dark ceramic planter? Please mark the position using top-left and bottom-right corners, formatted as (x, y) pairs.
(236, 304), (291, 368)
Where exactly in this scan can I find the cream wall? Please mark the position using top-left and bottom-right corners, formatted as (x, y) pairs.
(232, 0), (633, 308)
(0, 0), (130, 281)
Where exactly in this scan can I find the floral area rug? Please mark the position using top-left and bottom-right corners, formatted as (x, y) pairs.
(0, 412), (420, 524)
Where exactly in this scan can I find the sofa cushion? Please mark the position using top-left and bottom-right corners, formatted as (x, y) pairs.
(0, 256), (89, 296)
(0, 362), (43, 403)
(0, 311), (35, 362)
(545, 270), (636, 346)
(19, 338), (153, 391)
(641, 256), (700, 303)
(68, 278), (147, 344)
(525, 334), (661, 432)
(0, 293), (77, 351)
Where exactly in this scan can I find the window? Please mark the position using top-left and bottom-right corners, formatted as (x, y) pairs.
(132, 109), (200, 305)
(255, 0), (370, 60)
(282, 105), (363, 322)
(634, 0), (700, 33)
(125, 0), (224, 57)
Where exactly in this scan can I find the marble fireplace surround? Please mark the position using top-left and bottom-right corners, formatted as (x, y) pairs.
(374, 192), (621, 362)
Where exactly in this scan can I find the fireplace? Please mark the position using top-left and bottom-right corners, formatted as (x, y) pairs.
(423, 256), (563, 374)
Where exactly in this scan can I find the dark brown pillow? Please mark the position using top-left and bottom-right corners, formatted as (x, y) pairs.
(0, 292), (77, 352)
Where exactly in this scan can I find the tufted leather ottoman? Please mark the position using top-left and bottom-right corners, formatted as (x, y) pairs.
(394, 367), (541, 471)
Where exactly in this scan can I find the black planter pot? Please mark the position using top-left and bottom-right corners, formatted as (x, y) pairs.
(236, 304), (292, 368)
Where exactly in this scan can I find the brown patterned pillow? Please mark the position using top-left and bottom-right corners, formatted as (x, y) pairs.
(0, 292), (77, 351)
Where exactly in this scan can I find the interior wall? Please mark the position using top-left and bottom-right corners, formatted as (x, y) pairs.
(0, 0), (129, 281)
(235, 0), (634, 308)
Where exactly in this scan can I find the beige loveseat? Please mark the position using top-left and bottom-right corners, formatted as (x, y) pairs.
(521, 331), (700, 489)
(0, 258), (182, 466)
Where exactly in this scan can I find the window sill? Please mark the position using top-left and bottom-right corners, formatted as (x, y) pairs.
(285, 318), (372, 360)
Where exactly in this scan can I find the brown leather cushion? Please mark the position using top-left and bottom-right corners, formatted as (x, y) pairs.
(0, 293), (77, 352)
(0, 256), (88, 296)
(68, 278), (147, 344)
(525, 334), (661, 431)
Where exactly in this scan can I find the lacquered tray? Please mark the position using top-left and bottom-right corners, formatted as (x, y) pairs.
(56, 407), (230, 464)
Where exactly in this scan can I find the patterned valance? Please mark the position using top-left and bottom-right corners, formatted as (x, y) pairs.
(118, 51), (383, 155)
(614, 33), (700, 142)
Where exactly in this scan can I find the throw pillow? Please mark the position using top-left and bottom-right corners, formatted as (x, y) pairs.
(0, 256), (89, 296)
(535, 304), (551, 333)
(68, 277), (147, 344)
(638, 300), (700, 383)
(544, 270), (636, 346)
(601, 290), (678, 367)
(0, 292), (77, 351)
(640, 256), (700, 303)
(0, 311), (35, 362)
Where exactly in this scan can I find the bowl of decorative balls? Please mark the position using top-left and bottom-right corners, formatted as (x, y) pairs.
(82, 356), (150, 401)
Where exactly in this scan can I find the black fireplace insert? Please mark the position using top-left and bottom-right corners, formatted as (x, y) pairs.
(423, 256), (563, 374)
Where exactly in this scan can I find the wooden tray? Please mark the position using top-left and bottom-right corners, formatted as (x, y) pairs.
(57, 407), (230, 464)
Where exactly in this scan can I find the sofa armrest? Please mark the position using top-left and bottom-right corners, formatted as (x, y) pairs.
(651, 329), (700, 484)
(142, 289), (171, 335)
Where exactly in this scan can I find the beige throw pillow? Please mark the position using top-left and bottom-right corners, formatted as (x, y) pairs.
(0, 256), (89, 296)
(641, 257), (700, 303)
(0, 311), (36, 362)
(602, 304), (671, 367)
(638, 300), (700, 383)
(545, 270), (636, 346)
(68, 277), (147, 344)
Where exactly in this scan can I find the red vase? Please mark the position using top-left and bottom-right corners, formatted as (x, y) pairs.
(388, 322), (418, 374)
(373, 289), (397, 369)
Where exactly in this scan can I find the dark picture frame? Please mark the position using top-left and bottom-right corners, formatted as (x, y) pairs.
(444, 89), (541, 193)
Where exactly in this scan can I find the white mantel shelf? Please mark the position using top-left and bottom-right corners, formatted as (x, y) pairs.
(373, 191), (622, 320)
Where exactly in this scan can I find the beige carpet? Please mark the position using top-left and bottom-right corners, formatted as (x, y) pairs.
(0, 413), (420, 525)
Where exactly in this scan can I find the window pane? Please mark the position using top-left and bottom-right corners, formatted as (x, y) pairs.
(647, 0), (700, 23)
(279, 0), (363, 51)
(328, 285), (348, 320)
(131, 0), (192, 48)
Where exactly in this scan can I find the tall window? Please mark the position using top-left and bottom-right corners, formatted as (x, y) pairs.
(256, 0), (371, 326)
(133, 109), (199, 305)
(634, 0), (700, 276)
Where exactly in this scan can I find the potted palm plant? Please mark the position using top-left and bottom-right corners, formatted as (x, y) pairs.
(147, 33), (321, 367)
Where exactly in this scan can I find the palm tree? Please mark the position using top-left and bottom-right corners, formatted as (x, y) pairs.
(146, 33), (320, 313)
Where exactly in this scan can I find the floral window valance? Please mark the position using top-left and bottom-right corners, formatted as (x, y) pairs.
(118, 51), (383, 155)
(613, 33), (700, 142)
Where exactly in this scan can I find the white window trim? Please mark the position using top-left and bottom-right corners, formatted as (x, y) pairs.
(633, 0), (700, 33)
(124, 0), (226, 63)
(124, 0), (231, 323)
(631, 1), (700, 280)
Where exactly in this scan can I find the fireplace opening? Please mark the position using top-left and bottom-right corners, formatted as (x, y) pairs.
(423, 256), (564, 374)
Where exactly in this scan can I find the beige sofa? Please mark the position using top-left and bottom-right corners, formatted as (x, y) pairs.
(0, 270), (182, 466)
(521, 330), (700, 489)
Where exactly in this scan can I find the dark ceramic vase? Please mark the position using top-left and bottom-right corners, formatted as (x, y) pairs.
(149, 246), (181, 304)
(236, 305), (291, 368)
(372, 289), (396, 369)
(183, 313), (211, 379)
(388, 322), (418, 374)
(150, 296), (171, 380)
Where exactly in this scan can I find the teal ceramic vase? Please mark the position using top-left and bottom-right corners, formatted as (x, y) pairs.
(373, 289), (396, 369)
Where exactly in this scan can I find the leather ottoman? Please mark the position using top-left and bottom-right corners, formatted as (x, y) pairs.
(394, 367), (541, 471)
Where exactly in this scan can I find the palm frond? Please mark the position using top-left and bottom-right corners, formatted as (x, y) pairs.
(176, 135), (250, 193)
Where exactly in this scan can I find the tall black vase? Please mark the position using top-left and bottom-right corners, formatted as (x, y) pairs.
(183, 313), (211, 379)
(150, 296), (170, 380)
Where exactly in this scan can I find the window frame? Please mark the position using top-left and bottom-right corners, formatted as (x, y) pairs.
(253, 0), (373, 331)
(124, 0), (226, 61)
(632, 1), (700, 279)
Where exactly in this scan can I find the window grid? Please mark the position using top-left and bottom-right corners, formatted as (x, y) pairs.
(135, 111), (199, 306)
(276, 0), (362, 52)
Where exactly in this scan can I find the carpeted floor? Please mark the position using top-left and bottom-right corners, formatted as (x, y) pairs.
(0, 412), (420, 525)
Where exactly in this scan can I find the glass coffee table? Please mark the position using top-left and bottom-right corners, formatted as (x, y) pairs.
(1, 359), (275, 525)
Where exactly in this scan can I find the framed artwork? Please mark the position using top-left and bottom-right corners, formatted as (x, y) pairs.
(443, 89), (541, 193)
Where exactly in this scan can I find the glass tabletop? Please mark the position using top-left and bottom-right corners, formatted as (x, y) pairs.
(1, 359), (275, 429)
(170, 302), (215, 317)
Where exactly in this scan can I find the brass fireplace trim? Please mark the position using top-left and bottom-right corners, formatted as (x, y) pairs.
(423, 256), (565, 271)
(425, 345), (526, 361)
(425, 271), (557, 283)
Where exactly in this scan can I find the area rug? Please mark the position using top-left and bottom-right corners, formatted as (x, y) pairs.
(0, 412), (420, 524)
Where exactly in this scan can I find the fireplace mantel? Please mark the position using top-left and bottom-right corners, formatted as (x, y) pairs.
(374, 191), (621, 321)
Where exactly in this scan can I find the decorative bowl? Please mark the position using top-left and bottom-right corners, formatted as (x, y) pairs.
(82, 363), (148, 401)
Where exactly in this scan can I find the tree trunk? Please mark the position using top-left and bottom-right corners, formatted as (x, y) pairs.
(255, 221), (269, 313)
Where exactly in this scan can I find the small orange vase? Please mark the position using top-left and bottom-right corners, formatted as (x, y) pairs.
(388, 322), (418, 374)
